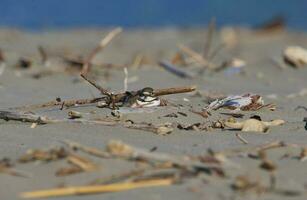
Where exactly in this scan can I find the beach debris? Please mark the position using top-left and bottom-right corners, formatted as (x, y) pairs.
(81, 27), (122, 75)
(204, 93), (274, 112)
(16, 57), (32, 69)
(55, 165), (83, 177)
(232, 175), (266, 194)
(37, 46), (50, 67)
(105, 140), (223, 174)
(190, 109), (211, 118)
(0, 158), (29, 177)
(283, 46), (307, 68)
(164, 113), (178, 118)
(176, 122), (209, 131)
(124, 122), (173, 135)
(18, 147), (68, 163)
(220, 58), (246, 75)
(63, 140), (111, 159)
(225, 117), (285, 133)
(286, 88), (307, 99)
(159, 60), (194, 78)
(220, 112), (244, 118)
(67, 110), (83, 119)
(171, 52), (186, 65)
(20, 178), (174, 199)
(235, 133), (249, 144)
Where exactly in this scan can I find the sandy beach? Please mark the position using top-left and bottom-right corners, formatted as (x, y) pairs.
(1, 27), (307, 200)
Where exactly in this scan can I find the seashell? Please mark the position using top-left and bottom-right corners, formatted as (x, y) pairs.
(283, 46), (307, 68)
(225, 118), (285, 133)
(205, 93), (265, 111)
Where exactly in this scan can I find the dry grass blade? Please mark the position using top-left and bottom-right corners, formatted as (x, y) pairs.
(81, 27), (122, 75)
(21, 178), (173, 198)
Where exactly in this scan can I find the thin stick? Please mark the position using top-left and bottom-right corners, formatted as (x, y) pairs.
(62, 140), (111, 159)
(80, 74), (111, 96)
(159, 60), (194, 79)
(21, 178), (173, 198)
(203, 18), (216, 59)
(13, 97), (105, 111)
(124, 67), (128, 91)
(37, 46), (48, 65)
(152, 85), (196, 96)
(0, 110), (60, 124)
(81, 27), (122, 75)
(235, 133), (248, 144)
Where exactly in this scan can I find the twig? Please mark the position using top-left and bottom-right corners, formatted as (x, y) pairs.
(0, 110), (59, 124)
(80, 74), (112, 96)
(159, 60), (194, 78)
(124, 67), (128, 91)
(37, 46), (48, 65)
(203, 18), (216, 59)
(62, 140), (111, 159)
(81, 27), (122, 75)
(124, 123), (173, 135)
(13, 97), (105, 111)
(21, 178), (173, 198)
(235, 133), (249, 144)
(152, 86), (196, 97)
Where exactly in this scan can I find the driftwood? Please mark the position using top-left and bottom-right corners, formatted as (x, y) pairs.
(13, 85), (196, 111)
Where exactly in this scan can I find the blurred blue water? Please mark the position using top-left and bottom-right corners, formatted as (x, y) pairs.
(0, 0), (306, 30)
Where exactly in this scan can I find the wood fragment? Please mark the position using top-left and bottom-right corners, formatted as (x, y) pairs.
(21, 178), (173, 198)
(81, 27), (122, 75)
(124, 123), (173, 135)
(62, 140), (111, 158)
(67, 153), (97, 171)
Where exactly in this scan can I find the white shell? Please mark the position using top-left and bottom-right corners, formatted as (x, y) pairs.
(283, 46), (307, 67)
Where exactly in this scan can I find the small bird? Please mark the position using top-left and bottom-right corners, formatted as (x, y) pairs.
(122, 87), (161, 108)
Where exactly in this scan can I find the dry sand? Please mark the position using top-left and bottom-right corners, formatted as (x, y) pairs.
(0, 27), (307, 200)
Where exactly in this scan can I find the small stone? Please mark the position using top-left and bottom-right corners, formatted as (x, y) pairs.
(283, 46), (307, 68)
